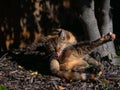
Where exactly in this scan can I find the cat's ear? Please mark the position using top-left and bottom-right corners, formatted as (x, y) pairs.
(58, 29), (62, 36)
(58, 29), (66, 40)
(52, 28), (66, 39)
(55, 28), (64, 36)
(51, 28), (62, 35)
(55, 28), (62, 34)
(66, 32), (70, 39)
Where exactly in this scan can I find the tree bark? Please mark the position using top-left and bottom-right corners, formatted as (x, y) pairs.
(78, 0), (104, 58)
(79, 0), (101, 41)
(77, 0), (119, 64)
(95, 0), (119, 64)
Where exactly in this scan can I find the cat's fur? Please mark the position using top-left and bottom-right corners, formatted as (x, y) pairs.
(47, 30), (115, 81)
(44, 28), (77, 54)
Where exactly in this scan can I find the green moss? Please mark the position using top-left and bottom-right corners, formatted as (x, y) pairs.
(0, 85), (7, 90)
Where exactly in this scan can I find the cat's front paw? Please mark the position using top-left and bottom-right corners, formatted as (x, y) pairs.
(109, 32), (116, 40)
(103, 32), (116, 41)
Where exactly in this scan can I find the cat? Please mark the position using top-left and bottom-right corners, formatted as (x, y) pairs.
(48, 32), (116, 81)
(10, 28), (76, 55)
(9, 28), (116, 81)
(43, 28), (77, 54)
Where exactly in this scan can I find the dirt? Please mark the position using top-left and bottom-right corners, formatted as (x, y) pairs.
(0, 48), (120, 90)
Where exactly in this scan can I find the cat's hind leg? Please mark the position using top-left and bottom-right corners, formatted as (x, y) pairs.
(60, 58), (89, 71)
(83, 55), (104, 76)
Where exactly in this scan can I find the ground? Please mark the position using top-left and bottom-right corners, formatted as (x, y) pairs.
(0, 49), (120, 90)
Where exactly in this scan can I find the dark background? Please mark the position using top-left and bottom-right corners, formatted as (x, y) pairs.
(111, 0), (120, 42)
(0, 0), (120, 50)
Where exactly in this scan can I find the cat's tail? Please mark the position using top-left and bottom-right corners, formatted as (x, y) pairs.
(56, 71), (98, 81)
(50, 59), (101, 81)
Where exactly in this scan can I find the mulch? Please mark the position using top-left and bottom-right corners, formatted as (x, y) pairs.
(0, 50), (120, 90)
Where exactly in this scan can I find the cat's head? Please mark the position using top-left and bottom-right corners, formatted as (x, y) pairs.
(45, 28), (77, 57)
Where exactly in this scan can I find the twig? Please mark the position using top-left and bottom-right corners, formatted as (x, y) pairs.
(0, 53), (8, 61)
(107, 77), (120, 80)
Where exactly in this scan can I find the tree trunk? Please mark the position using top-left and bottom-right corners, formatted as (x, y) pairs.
(78, 0), (119, 64)
(95, 0), (119, 64)
(78, 0), (104, 57)
(79, 0), (101, 41)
